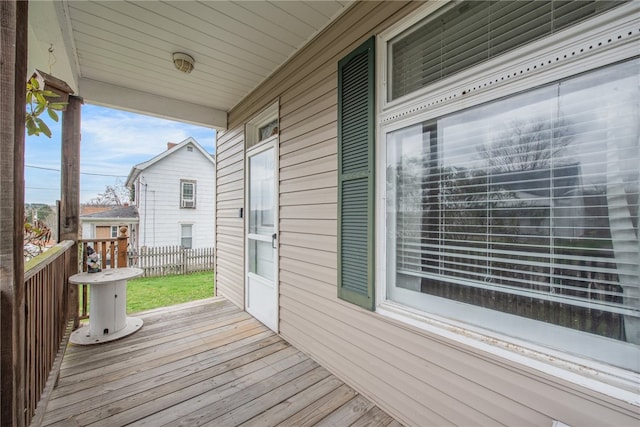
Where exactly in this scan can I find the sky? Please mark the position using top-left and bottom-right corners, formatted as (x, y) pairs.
(25, 104), (216, 205)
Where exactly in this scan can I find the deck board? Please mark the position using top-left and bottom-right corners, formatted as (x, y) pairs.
(42, 297), (400, 426)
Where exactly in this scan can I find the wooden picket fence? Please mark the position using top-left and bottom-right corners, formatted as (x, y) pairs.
(128, 246), (215, 277)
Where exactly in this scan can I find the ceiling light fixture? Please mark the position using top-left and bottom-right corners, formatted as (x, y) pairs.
(172, 52), (195, 74)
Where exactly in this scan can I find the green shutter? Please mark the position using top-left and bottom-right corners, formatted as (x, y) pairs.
(337, 37), (375, 310)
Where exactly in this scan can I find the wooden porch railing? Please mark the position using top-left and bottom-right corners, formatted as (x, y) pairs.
(77, 236), (128, 320)
(23, 240), (75, 426)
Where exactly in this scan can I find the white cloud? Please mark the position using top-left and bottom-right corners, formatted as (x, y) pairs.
(25, 103), (217, 204)
(80, 104), (216, 177)
(81, 105), (215, 161)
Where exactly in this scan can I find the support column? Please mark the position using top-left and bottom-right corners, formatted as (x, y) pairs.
(0, 1), (28, 426)
(59, 95), (82, 327)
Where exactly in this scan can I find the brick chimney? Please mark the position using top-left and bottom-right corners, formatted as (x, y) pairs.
(167, 142), (177, 150)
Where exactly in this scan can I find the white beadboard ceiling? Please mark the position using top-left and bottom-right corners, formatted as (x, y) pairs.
(28, 0), (353, 129)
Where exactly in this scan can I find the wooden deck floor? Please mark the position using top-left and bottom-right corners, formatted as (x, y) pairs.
(42, 297), (400, 426)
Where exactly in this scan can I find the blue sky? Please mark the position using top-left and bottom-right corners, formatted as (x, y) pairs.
(25, 104), (216, 205)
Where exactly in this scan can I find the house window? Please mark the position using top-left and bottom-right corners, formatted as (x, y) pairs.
(110, 226), (118, 238)
(245, 101), (279, 150)
(387, 0), (623, 102)
(379, 1), (639, 371)
(181, 224), (193, 249)
(180, 180), (196, 208)
(258, 119), (278, 141)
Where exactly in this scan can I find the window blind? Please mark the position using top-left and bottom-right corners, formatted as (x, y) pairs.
(389, 0), (624, 101)
(389, 59), (639, 340)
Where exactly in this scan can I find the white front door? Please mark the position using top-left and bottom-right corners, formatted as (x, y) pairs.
(246, 140), (278, 331)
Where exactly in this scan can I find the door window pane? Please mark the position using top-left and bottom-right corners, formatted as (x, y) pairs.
(249, 239), (274, 281)
(249, 149), (274, 235)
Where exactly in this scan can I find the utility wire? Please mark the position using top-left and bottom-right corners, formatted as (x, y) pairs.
(25, 164), (127, 178)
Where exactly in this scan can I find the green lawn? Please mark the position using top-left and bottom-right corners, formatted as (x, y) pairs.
(126, 271), (215, 314)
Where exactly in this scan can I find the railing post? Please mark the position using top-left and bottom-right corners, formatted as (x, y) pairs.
(117, 226), (128, 268)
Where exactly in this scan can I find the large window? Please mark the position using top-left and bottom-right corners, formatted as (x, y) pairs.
(380, 1), (639, 371)
(385, 59), (639, 369)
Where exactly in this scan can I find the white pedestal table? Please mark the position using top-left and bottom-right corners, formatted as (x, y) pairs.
(69, 267), (144, 345)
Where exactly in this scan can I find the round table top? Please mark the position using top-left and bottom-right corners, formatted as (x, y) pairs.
(69, 267), (143, 284)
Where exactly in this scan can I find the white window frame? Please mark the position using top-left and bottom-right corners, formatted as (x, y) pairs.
(180, 223), (193, 249)
(110, 225), (118, 238)
(245, 101), (279, 149)
(375, 0), (640, 399)
(180, 180), (196, 209)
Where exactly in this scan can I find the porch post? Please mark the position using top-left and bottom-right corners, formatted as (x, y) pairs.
(117, 227), (129, 268)
(0, 1), (28, 426)
(59, 95), (82, 327)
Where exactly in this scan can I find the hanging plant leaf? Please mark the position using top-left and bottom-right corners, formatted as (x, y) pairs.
(47, 108), (59, 122)
(34, 118), (52, 138)
(25, 76), (67, 138)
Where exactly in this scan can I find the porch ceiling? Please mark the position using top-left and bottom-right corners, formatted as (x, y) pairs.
(27, 0), (353, 129)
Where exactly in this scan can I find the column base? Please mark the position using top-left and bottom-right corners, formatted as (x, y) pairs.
(70, 316), (143, 345)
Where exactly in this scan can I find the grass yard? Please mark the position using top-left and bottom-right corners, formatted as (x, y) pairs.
(126, 271), (215, 314)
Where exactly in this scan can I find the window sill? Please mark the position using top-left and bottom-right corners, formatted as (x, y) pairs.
(377, 300), (640, 407)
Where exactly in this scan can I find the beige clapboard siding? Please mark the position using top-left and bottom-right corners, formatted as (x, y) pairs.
(216, 225), (242, 238)
(279, 90), (336, 131)
(216, 131), (244, 156)
(280, 313), (456, 427)
(280, 204), (337, 221)
(217, 159), (243, 179)
(217, 178), (243, 194)
(279, 294), (519, 427)
(280, 188), (336, 206)
(216, 150), (243, 171)
(215, 241), (242, 258)
(280, 71), (336, 118)
(280, 258), (336, 288)
(279, 154), (337, 183)
(279, 232), (336, 253)
(216, 189), (243, 203)
(217, 208), (243, 220)
(280, 122), (336, 157)
(280, 83), (336, 122)
(217, 232), (241, 247)
(216, 198), (242, 211)
(279, 245), (336, 270)
(280, 138), (337, 169)
(279, 107), (335, 143)
(215, 126), (245, 309)
(279, 280), (640, 426)
(279, 170), (337, 194)
(279, 219), (336, 237)
(216, 171), (243, 187)
(281, 284), (637, 426)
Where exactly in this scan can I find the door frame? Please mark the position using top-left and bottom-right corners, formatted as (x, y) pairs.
(244, 133), (279, 332)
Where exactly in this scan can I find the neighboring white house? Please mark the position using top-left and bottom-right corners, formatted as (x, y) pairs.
(126, 137), (215, 250)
